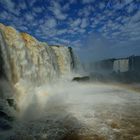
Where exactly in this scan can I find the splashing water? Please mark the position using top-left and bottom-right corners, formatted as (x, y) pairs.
(1, 80), (140, 140)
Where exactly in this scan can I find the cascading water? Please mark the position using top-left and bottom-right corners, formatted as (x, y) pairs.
(113, 59), (129, 73)
(0, 23), (77, 86)
(0, 23), (80, 139)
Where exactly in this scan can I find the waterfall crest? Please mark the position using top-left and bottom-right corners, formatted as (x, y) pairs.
(0, 23), (77, 87)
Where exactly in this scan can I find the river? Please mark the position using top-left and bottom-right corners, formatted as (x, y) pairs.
(1, 82), (140, 140)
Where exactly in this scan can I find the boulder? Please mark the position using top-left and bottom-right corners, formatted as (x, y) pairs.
(72, 76), (90, 82)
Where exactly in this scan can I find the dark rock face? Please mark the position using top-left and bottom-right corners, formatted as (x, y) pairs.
(68, 47), (75, 70)
(0, 102), (14, 131)
(0, 44), (6, 79)
(7, 99), (17, 110)
(72, 76), (90, 82)
(0, 111), (14, 121)
(0, 119), (12, 130)
(7, 99), (15, 107)
(0, 79), (16, 131)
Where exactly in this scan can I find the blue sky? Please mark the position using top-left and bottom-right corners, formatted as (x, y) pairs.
(0, 0), (140, 61)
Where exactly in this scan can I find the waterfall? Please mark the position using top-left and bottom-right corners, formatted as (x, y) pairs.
(0, 23), (80, 123)
(113, 59), (129, 73)
(0, 23), (77, 87)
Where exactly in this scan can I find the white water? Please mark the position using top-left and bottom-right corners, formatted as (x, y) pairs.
(1, 81), (140, 140)
(113, 59), (129, 73)
(0, 25), (78, 86)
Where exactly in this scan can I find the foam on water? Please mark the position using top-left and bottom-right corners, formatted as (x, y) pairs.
(1, 81), (140, 140)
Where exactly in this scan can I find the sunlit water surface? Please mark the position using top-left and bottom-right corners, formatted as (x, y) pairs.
(1, 82), (140, 140)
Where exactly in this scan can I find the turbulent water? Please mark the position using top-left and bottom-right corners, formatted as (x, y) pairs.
(0, 81), (140, 140)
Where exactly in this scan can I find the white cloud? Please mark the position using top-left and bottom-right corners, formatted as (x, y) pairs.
(78, 5), (94, 17)
(0, 0), (21, 16)
(131, 11), (140, 22)
(111, 31), (121, 36)
(49, 1), (67, 20)
(19, 26), (28, 31)
(80, 18), (89, 28)
(126, 3), (136, 13)
(44, 18), (57, 28)
(99, 2), (105, 10)
(0, 0), (139, 50)
(91, 19), (100, 26)
(53, 8), (67, 20)
(67, 29), (76, 35)
(123, 0), (133, 5)
(71, 18), (81, 27)
(0, 0), (15, 10)
(39, 25), (58, 38)
(98, 10), (140, 41)
(0, 11), (12, 20)
(115, 16), (123, 22)
(69, 0), (77, 4)
(18, 1), (27, 10)
(38, 19), (44, 25)
(79, 28), (86, 33)
(56, 38), (70, 44)
(72, 40), (82, 47)
(62, 3), (70, 11)
(33, 7), (44, 13)
(57, 29), (67, 35)
(48, 37), (70, 46)
(112, 0), (134, 10)
(24, 13), (34, 22)
(27, 0), (36, 7)
(82, 0), (95, 4)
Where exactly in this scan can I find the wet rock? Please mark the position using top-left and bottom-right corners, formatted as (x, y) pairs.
(7, 99), (15, 107)
(0, 119), (12, 130)
(110, 122), (120, 129)
(9, 134), (34, 140)
(120, 134), (133, 140)
(62, 132), (81, 140)
(63, 133), (107, 140)
(7, 98), (17, 110)
(72, 76), (90, 82)
(133, 135), (140, 140)
(0, 111), (14, 121)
